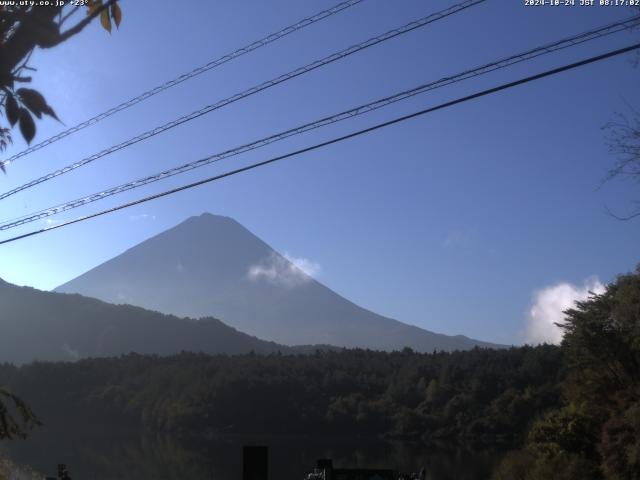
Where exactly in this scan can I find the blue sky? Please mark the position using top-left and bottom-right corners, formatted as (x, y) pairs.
(1, 0), (639, 345)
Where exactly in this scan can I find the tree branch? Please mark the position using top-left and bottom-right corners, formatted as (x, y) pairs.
(59, 5), (81, 27)
(604, 204), (640, 221)
(54, 0), (117, 46)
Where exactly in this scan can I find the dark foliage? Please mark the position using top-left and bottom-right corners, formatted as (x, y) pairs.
(0, 388), (39, 440)
(493, 266), (640, 480)
(0, 345), (563, 447)
(0, 0), (120, 156)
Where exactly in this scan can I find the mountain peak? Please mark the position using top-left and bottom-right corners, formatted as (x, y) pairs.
(198, 212), (230, 220)
(56, 215), (503, 352)
(175, 212), (247, 233)
(183, 212), (235, 224)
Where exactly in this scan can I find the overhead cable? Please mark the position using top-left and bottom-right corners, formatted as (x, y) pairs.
(2, 14), (638, 230)
(0, 0), (366, 168)
(2, 41), (638, 245)
(0, 0), (485, 200)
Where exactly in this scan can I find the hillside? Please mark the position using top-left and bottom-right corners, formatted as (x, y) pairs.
(0, 278), (290, 364)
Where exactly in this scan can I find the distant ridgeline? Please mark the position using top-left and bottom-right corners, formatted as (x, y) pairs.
(0, 277), (302, 364)
(0, 213), (504, 366)
(55, 213), (504, 352)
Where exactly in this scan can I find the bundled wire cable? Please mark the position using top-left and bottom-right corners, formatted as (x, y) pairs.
(0, 0), (485, 200)
(1, 14), (638, 231)
(0, 0), (366, 168)
(2, 41), (640, 245)
(3, 41), (639, 246)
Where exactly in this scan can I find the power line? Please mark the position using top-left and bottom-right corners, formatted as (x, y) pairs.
(2, 14), (639, 231)
(0, 0), (365, 168)
(0, 0), (485, 200)
(2, 41), (638, 246)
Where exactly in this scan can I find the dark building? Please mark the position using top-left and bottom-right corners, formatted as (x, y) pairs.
(243, 445), (269, 480)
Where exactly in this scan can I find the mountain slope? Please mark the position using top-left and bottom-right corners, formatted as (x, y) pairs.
(56, 213), (502, 351)
(0, 278), (291, 364)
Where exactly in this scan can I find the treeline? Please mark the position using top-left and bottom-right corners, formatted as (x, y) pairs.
(0, 345), (563, 448)
(493, 267), (640, 480)
(1, 267), (638, 479)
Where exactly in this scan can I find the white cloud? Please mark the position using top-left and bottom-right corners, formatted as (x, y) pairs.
(283, 253), (321, 277)
(524, 277), (605, 345)
(247, 252), (320, 288)
(129, 213), (156, 221)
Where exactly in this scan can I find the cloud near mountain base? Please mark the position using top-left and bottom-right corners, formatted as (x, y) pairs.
(524, 277), (605, 345)
(247, 252), (321, 288)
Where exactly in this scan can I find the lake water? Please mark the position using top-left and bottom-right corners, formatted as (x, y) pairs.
(2, 428), (503, 479)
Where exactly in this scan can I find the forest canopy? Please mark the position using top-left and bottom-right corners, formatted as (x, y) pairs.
(0, 266), (638, 480)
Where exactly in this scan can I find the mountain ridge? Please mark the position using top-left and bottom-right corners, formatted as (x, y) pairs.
(56, 213), (504, 351)
(0, 278), (299, 364)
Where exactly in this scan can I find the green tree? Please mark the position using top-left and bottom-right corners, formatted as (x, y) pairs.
(559, 267), (640, 479)
(560, 266), (640, 400)
(495, 266), (640, 479)
(0, 0), (122, 165)
(0, 388), (39, 439)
